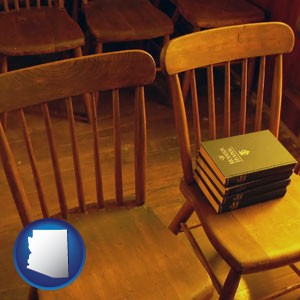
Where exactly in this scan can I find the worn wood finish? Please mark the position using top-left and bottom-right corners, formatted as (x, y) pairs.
(180, 175), (300, 273)
(161, 22), (294, 75)
(161, 22), (300, 299)
(0, 51), (214, 300)
(171, 0), (264, 101)
(83, 0), (173, 72)
(0, 50), (156, 218)
(83, 0), (173, 42)
(0, 1), (88, 125)
(175, 0), (265, 29)
(0, 8), (84, 56)
(38, 206), (213, 300)
(0, 51), (156, 114)
(1, 58), (300, 299)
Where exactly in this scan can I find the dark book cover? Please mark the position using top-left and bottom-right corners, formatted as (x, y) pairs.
(198, 130), (296, 186)
(194, 173), (287, 213)
(220, 188), (287, 213)
(195, 159), (293, 196)
(195, 167), (291, 203)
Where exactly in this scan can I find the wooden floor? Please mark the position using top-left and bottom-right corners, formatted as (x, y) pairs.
(0, 70), (300, 299)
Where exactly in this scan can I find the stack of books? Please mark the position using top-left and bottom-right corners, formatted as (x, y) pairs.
(194, 130), (297, 213)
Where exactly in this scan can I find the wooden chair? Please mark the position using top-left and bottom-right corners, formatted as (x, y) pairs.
(171, 0), (265, 30)
(81, 0), (173, 68)
(0, 50), (214, 300)
(161, 22), (300, 299)
(168, 0), (265, 100)
(0, 0), (92, 128)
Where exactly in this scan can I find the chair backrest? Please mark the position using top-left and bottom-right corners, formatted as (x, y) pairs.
(160, 22), (294, 184)
(1, 0), (64, 11)
(0, 50), (156, 226)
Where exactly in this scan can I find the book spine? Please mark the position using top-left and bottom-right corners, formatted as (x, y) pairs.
(226, 164), (295, 186)
(196, 159), (292, 196)
(219, 188), (287, 213)
(223, 171), (292, 195)
(222, 179), (291, 204)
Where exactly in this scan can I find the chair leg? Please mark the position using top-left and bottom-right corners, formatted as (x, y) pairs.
(168, 200), (194, 234)
(94, 42), (103, 110)
(96, 42), (103, 54)
(0, 55), (8, 131)
(219, 268), (241, 300)
(163, 34), (170, 45)
(74, 47), (93, 123)
(72, 0), (79, 21)
(172, 7), (181, 24)
(27, 286), (38, 300)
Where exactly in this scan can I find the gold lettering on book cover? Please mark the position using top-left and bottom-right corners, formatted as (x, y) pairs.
(232, 193), (243, 201)
(219, 147), (244, 165)
(238, 149), (250, 156)
(230, 202), (239, 210)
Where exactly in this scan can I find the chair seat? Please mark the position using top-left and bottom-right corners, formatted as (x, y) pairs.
(83, 0), (173, 42)
(0, 8), (84, 56)
(38, 205), (213, 300)
(176, 0), (265, 28)
(181, 173), (300, 274)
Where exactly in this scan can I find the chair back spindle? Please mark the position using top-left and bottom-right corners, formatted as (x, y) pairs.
(270, 54), (283, 137)
(65, 96), (86, 213)
(90, 92), (105, 209)
(19, 108), (50, 218)
(239, 58), (248, 134)
(113, 89), (123, 205)
(0, 0), (64, 11)
(41, 102), (68, 218)
(255, 55), (266, 131)
(160, 22), (295, 184)
(207, 65), (216, 140)
(0, 121), (33, 226)
(224, 61), (231, 137)
(0, 51), (156, 223)
(190, 69), (201, 150)
(134, 86), (147, 205)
